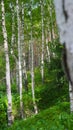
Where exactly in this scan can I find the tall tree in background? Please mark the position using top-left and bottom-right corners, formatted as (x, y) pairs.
(16, 0), (23, 118)
(1, 0), (13, 125)
(30, 1), (38, 114)
(40, 0), (44, 83)
(10, 3), (15, 54)
(54, 0), (73, 112)
(45, 29), (50, 63)
(49, 0), (53, 42)
(10, 3), (17, 85)
(10, 3), (19, 92)
(21, 2), (28, 92)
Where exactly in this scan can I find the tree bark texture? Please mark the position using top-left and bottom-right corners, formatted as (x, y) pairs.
(54, 0), (73, 112)
(1, 0), (13, 125)
(30, 3), (38, 114)
(16, 0), (23, 118)
(41, 0), (44, 83)
(45, 30), (50, 63)
(21, 2), (28, 92)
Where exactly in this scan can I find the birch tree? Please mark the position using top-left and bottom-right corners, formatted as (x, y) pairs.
(10, 3), (15, 52)
(10, 3), (19, 92)
(30, 2), (38, 114)
(1, 0), (13, 125)
(40, 0), (44, 83)
(54, 0), (73, 112)
(49, 0), (53, 42)
(16, 0), (23, 118)
(45, 30), (50, 63)
(21, 2), (28, 91)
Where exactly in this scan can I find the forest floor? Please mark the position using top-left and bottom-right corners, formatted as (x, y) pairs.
(1, 66), (72, 130)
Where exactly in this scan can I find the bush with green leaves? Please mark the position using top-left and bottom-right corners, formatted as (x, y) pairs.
(0, 93), (7, 129)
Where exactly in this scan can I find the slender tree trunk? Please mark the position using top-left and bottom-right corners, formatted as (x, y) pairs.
(22, 53), (28, 91)
(16, 0), (23, 118)
(21, 2), (28, 92)
(30, 4), (38, 114)
(10, 3), (19, 92)
(1, 0), (13, 125)
(29, 42), (31, 70)
(16, 60), (19, 92)
(45, 30), (50, 63)
(37, 45), (41, 67)
(30, 37), (38, 114)
(49, 1), (53, 42)
(69, 83), (73, 112)
(54, 0), (73, 112)
(41, 0), (44, 83)
(10, 4), (16, 85)
(10, 4), (15, 50)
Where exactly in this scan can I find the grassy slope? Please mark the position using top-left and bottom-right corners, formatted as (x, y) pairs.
(5, 102), (73, 130)
(4, 66), (72, 130)
(0, 58), (71, 130)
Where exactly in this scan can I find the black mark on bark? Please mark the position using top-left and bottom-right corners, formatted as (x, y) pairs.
(62, 0), (68, 21)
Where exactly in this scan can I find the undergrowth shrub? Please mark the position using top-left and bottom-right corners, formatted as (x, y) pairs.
(0, 93), (7, 129)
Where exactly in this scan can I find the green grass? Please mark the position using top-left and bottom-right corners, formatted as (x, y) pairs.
(0, 58), (70, 130)
(4, 102), (73, 130)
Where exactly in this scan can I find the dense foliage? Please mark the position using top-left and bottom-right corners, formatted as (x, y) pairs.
(0, 0), (71, 129)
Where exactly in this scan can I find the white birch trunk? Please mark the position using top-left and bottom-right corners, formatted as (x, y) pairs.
(22, 53), (28, 91)
(29, 42), (31, 70)
(10, 3), (19, 92)
(10, 4), (15, 49)
(16, 60), (19, 92)
(49, 1), (53, 42)
(21, 2), (28, 91)
(1, 0), (13, 125)
(45, 30), (50, 63)
(31, 38), (38, 114)
(10, 4), (16, 85)
(30, 6), (38, 114)
(37, 45), (41, 67)
(16, 0), (23, 118)
(41, 0), (44, 83)
(54, 0), (73, 112)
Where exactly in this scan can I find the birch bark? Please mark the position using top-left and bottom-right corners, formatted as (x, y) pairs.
(30, 2), (38, 114)
(49, 1), (53, 42)
(54, 0), (73, 112)
(16, 0), (23, 118)
(40, 0), (44, 83)
(45, 30), (50, 63)
(21, 2), (28, 91)
(10, 3), (19, 91)
(1, 0), (13, 125)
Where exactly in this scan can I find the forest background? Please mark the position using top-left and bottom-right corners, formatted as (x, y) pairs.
(0, 0), (72, 130)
